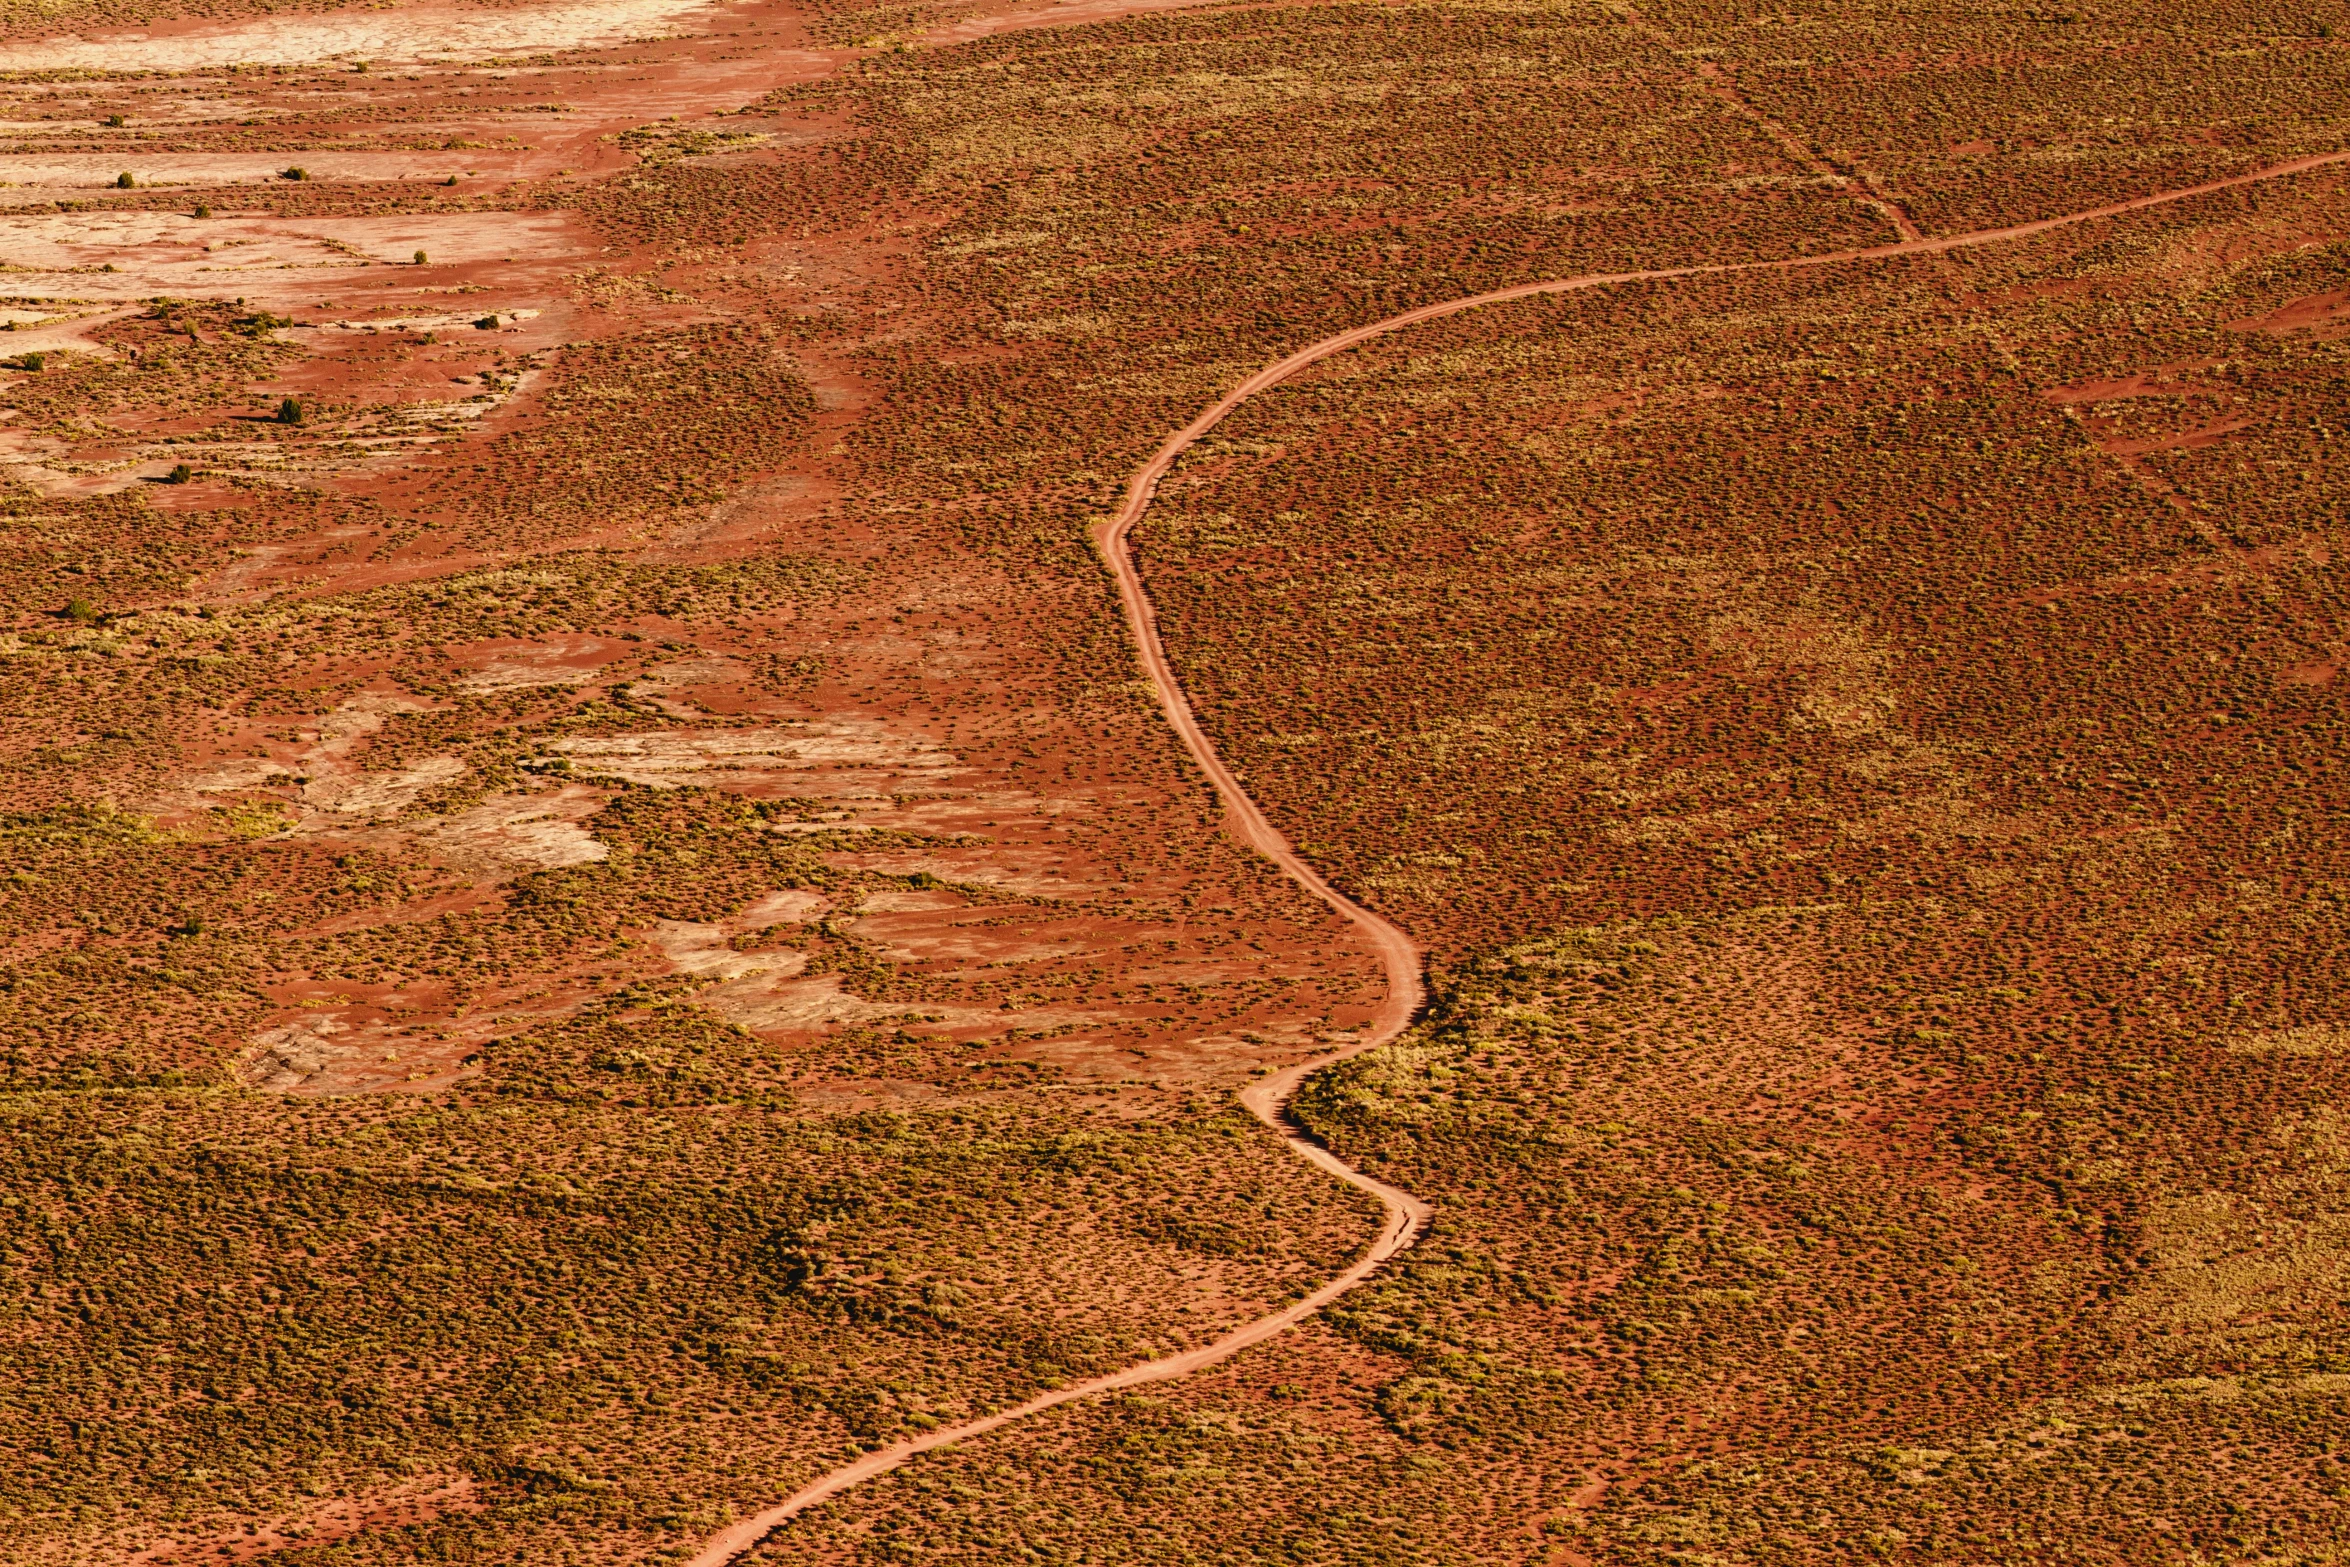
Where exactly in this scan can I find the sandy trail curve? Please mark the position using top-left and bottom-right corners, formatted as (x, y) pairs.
(687, 145), (2350, 1565)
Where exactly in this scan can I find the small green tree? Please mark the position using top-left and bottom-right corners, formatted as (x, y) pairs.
(165, 463), (193, 484)
(414, 250), (429, 265)
(63, 597), (99, 624)
(276, 396), (303, 425)
(115, 171), (135, 189)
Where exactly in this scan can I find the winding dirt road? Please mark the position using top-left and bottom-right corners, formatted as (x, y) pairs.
(685, 145), (2350, 1565)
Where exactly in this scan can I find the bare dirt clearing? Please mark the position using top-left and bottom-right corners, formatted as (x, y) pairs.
(0, 0), (729, 71)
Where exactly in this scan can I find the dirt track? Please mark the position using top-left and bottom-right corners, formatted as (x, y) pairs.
(682, 143), (2350, 1563)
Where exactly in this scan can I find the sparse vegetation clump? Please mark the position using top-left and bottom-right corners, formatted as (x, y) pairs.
(0, 1079), (1375, 1560)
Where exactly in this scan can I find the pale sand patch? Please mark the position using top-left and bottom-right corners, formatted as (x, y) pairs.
(0, 210), (589, 288)
(0, 304), (131, 361)
(240, 993), (580, 1093)
(0, 0), (721, 73)
(638, 656), (750, 691)
(244, 1013), (353, 1091)
(643, 895), (1075, 1037)
(157, 696), (444, 820)
(651, 892), (1101, 1035)
(0, 98), (257, 130)
(2097, 1372), (2350, 1408)
(738, 888), (829, 924)
(0, 152), (477, 193)
(305, 754), (468, 817)
(161, 706), (614, 874)
(2226, 1023), (2350, 1056)
(549, 722), (963, 786)
(174, 755), (465, 822)
(460, 661), (606, 693)
(414, 784), (608, 871)
(648, 918), (809, 982)
(326, 308), (544, 334)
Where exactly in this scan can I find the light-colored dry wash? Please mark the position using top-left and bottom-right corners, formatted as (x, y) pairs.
(0, 0), (720, 72)
(2226, 1023), (2350, 1056)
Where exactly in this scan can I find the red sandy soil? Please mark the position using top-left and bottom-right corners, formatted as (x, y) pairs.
(10, 0), (2349, 1561)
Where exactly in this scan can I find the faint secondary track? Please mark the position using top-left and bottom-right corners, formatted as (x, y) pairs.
(687, 145), (2349, 1565)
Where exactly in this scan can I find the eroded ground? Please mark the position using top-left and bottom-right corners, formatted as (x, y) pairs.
(0, 0), (1407, 1561)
